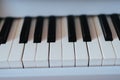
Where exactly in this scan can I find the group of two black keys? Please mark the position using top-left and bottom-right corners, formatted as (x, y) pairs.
(0, 14), (120, 44)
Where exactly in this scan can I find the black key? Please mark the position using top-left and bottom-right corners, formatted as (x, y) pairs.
(110, 14), (120, 40)
(34, 16), (44, 43)
(67, 15), (76, 42)
(0, 17), (14, 44)
(0, 18), (2, 23)
(19, 17), (32, 43)
(98, 15), (113, 41)
(47, 16), (56, 42)
(79, 15), (91, 42)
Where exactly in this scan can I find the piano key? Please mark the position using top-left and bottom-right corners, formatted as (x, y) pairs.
(8, 19), (24, 68)
(74, 17), (88, 66)
(49, 18), (62, 67)
(61, 17), (75, 67)
(87, 17), (102, 66)
(0, 17), (14, 44)
(0, 19), (18, 68)
(47, 16), (56, 42)
(98, 15), (113, 41)
(93, 16), (116, 66)
(107, 16), (120, 65)
(35, 18), (49, 67)
(67, 15), (76, 42)
(34, 16), (44, 43)
(19, 17), (32, 43)
(79, 15), (91, 42)
(0, 19), (5, 32)
(110, 14), (120, 40)
(22, 19), (36, 68)
(0, 18), (2, 22)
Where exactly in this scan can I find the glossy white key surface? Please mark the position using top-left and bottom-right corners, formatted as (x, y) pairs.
(93, 16), (116, 66)
(87, 17), (102, 66)
(8, 19), (24, 68)
(61, 17), (75, 67)
(35, 18), (49, 68)
(22, 19), (36, 68)
(0, 19), (18, 68)
(107, 17), (120, 65)
(49, 18), (62, 67)
(74, 17), (88, 66)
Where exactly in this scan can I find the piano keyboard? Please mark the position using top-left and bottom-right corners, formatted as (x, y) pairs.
(0, 14), (120, 68)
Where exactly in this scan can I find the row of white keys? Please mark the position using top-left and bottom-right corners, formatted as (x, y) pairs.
(93, 16), (116, 66)
(87, 17), (102, 66)
(8, 19), (24, 68)
(22, 19), (36, 68)
(61, 17), (75, 67)
(0, 19), (19, 68)
(74, 17), (88, 66)
(107, 16), (120, 65)
(35, 18), (49, 68)
(49, 18), (62, 67)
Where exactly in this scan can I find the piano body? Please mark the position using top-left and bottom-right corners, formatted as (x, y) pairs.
(0, 0), (120, 80)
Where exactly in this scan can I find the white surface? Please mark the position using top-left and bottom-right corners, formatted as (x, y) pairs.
(49, 18), (62, 67)
(35, 18), (49, 67)
(23, 19), (36, 68)
(0, 19), (18, 68)
(0, 0), (120, 17)
(107, 16), (120, 65)
(8, 19), (24, 68)
(61, 17), (75, 67)
(0, 66), (120, 80)
(93, 16), (116, 66)
(74, 17), (88, 66)
(87, 17), (102, 66)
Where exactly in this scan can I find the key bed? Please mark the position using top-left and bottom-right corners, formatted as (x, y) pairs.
(0, 15), (120, 68)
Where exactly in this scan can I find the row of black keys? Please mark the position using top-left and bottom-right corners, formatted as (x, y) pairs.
(0, 14), (120, 44)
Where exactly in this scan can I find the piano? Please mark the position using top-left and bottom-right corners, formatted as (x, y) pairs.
(0, 0), (120, 80)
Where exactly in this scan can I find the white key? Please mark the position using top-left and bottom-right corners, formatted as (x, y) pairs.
(22, 19), (36, 68)
(87, 17), (102, 66)
(74, 17), (88, 66)
(0, 19), (18, 68)
(8, 19), (24, 68)
(35, 18), (49, 68)
(61, 17), (75, 67)
(93, 16), (116, 66)
(49, 18), (62, 67)
(107, 16), (120, 65)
